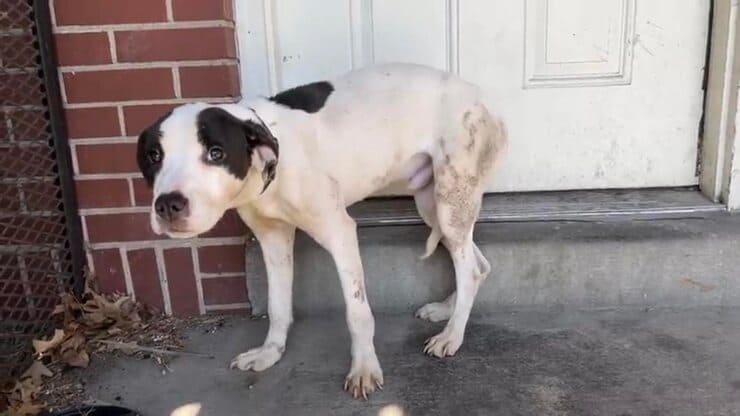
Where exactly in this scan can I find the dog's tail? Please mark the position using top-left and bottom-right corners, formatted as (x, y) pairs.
(473, 242), (491, 280)
(419, 227), (442, 260)
(420, 230), (490, 279)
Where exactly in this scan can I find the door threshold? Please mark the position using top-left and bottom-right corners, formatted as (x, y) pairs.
(348, 187), (726, 227)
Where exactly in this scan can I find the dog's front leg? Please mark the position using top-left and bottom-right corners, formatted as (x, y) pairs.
(231, 218), (295, 372)
(305, 211), (383, 399)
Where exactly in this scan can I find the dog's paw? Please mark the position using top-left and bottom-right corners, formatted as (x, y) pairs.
(344, 354), (384, 400)
(230, 344), (283, 372)
(415, 301), (453, 322)
(424, 328), (463, 358)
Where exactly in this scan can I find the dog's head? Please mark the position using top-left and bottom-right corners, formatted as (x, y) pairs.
(136, 103), (278, 238)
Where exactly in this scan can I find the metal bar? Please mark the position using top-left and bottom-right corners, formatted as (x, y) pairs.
(32, 0), (87, 296)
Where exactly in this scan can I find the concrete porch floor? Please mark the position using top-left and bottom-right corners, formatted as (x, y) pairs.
(80, 308), (740, 416)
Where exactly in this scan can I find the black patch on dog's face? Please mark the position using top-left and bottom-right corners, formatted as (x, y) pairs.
(137, 111), (171, 186)
(196, 107), (279, 180)
(269, 81), (334, 113)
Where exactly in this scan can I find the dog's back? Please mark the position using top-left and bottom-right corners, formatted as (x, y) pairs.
(290, 63), (489, 203)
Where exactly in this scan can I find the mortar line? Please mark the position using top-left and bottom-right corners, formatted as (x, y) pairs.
(204, 303), (250, 311)
(63, 96), (235, 109)
(119, 247), (135, 298)
(154, 246), (173, 315)
(200, 272), (247, 279)
(75, 173), (143, 180)
(107, 30), (118, 63)
(87, 237), (247, 251)
(60, 59), (237, 73)
(127, 178), (136, 206)
(53, 21), (233, 34)
(191, 247), (206, 315)
(70, 143), (79, 174)
(71, 136), (138, 145)
(172, 67), (182, 98)
(49, 0), (57, 27)
(165, 0), (174, 21)
(79, 206), (150, 215)
(116, 105), (125, 135)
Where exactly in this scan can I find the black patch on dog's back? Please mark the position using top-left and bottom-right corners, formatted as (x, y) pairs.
(136, 111), (171, 186)
(196, 108), (278, 180)
(269, 81), (334, 113)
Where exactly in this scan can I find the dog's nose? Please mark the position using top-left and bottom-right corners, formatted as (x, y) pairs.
(154, 192), (189, 222)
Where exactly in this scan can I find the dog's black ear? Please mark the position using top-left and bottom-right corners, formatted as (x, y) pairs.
(197, 107), (279, 189)
(243, 121), (279, 193)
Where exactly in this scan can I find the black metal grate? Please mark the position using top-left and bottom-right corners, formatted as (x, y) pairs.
(0, 0), (85, 381)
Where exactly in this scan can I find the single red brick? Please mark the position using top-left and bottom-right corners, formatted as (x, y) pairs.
(122, 104), (178, 136)
(179, 65), (239, 98)
(115, 28), (236, 62)
(54, 33), (111, 66)
(127, 248), (164, 312)
(75, 178), (131, 209)
(91, 249), (127, 294)
(198, 244), (244, 274)
(54, 0), (167, 25)
(163, 247), (199, 316)
(131, 177), (153, 207)
(75, 142), (138, 174)
(63, 68), (174, 103)
(85, 213), (163, 243)
(201, 276), (247, 305)
(200, 209), (249, 238)
(172, 0), (233, 21)
(65, 107), (120, 139)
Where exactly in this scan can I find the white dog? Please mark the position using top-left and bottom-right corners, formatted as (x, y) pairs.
(136, 63), (507, 399)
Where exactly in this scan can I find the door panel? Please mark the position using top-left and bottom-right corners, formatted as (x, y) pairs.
(525, 0), (635, 88)
(272, 0), (353, 91)
(371, 0), (449, 70)
(236, 0), (710, 192)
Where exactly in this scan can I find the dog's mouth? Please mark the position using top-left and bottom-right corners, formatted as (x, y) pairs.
(152, 218), (198, 238)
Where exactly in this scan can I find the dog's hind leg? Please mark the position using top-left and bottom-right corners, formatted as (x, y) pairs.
(422, 215), (482, 358)
(413, 182), (456, 322)
(422, 103), (505, 358)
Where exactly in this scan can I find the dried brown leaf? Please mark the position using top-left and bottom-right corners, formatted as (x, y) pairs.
(83, 311), (108, 326)
(107, 327), (123, 336)
(61, 347), (89, 368)
(20, 362), (52, 385)
(60, 333), (85, 353)
(32, 330), (65, 355)
(8, 401), (44, 416)
(52, 303), (65, 315)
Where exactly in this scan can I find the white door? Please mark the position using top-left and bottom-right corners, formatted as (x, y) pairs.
(236, 0), (710, 192)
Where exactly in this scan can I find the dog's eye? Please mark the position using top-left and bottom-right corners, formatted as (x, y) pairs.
(207, 146), (225, 162)
(148, 148), (162, 164)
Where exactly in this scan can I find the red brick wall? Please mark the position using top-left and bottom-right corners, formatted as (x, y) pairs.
(51, 0), (250, 316)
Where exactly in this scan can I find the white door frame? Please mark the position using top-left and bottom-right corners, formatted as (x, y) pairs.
(702, 0), (740, 210)
(234, 0), (740, 210)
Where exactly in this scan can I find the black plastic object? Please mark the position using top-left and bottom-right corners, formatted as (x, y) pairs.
(40, 405), (142, 416)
